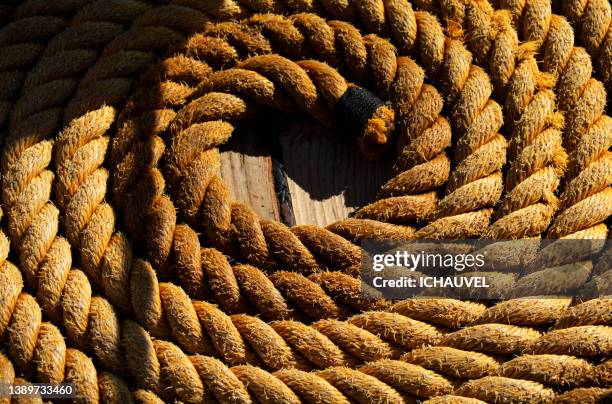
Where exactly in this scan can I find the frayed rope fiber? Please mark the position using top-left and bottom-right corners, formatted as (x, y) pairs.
(0, 0), (610, 403)
(333, 86), (389, 141)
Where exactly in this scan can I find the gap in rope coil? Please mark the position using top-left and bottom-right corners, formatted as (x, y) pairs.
(220, 111), (395, 227)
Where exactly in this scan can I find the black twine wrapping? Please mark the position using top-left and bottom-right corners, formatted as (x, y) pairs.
(333, 86), (385, 141)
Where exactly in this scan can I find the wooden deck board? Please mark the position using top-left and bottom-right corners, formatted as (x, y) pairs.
(220, 115), (394, 226)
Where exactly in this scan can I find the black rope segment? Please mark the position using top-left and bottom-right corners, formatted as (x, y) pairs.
(333, 86), (385, 141)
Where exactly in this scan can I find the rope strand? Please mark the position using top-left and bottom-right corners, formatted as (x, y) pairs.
(493, 0), (611, 239)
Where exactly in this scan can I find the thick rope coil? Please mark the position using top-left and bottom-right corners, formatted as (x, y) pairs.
(3, 201), (611, 399)
(7, 0), (155, 146)
(496, 0), (612, 239)
(0, 352), (45, 404)
(0, 229), (162, 404)
(2, 0), (608, 392)
(53, 107), (399, 363)
(402, 345), (603, 391)
(0, 239), (455, 403)
(107, 14), (502, 318)
(0, 0), (90, 137)
(560, 0), (612, 92)
(56, 69), (397, 325)
(460, 1), (567, 239)
(109, 16), (429, 284)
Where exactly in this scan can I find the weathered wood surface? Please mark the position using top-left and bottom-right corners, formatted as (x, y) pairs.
(220, 115), (394, 227)
(220, 123), (280, 222)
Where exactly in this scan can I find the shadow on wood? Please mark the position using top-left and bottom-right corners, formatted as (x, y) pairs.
(220, 113), (395, 227)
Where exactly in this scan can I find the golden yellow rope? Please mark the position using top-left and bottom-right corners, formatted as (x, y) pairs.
(0, 1), (610, 402)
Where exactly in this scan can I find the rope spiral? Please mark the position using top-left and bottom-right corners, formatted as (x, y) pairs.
(106, 13), (451, 300)
(457, 0), (567, 239)
(0, 0), (610, 402)
(0, 0), (90, 138)
(491, 0), (612, 239)
(104, 10), (506, 315)
(0, 211), (162, 404)
(560, 0), (611, 92)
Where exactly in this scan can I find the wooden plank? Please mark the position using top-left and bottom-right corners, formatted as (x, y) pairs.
(219, 116), (395, 227)
(277, 116), (394, 227)
(220, 123), (280, 221)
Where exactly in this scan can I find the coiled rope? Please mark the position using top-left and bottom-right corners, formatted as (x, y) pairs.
(491, 0), (612, 239)
(0, 0), (610, 402)
(0, 210), (163, 403)
(0, 0), (91, 138)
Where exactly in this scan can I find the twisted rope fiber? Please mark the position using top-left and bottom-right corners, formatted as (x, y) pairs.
(4, 0), (612, 400)
(1, 211), (610, 397)
(109, 14), (454, 310)
(163, 6), (507, 241)
(559, 0), (611, 92)
(441, 0), (568, 239)
(380, 2), (608, 297)
(0, 0), (221, 372)
(25, 0), (612, 348)
(5, 180), (611, 402)
(262, 3), (584, 237)
(0, 0), (91, 137)
(470, 0), (612, 240)
(0, 0), (548, 338)
(0, 229), (441, 404)
(52, 5), (502, 322)
(0, 211), (163, 404)
(229, 1), (611, 290)
(13, 96), (444, 369)
(1, 0), (608, 332)
(95, 8), (504, 332)
(62, 0), (214, 124)
(103, 3), (600, 304)
(0, 0), (214, 287)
